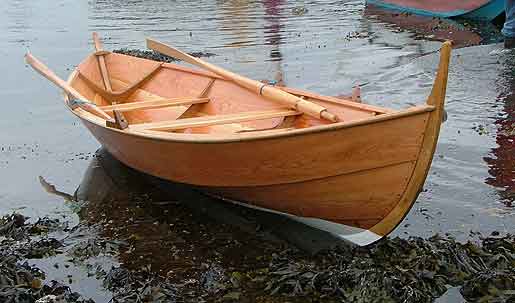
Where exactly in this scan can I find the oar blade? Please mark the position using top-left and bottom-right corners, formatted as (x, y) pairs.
(25, 53), (74, 97)
(146, 38), (198, 65)
(92, 32), (103, 51)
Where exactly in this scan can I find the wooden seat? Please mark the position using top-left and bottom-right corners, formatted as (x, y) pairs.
(100, 97), (210, 112)
(130, 109), (302, 132)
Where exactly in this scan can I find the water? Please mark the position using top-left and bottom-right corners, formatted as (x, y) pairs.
(0, 0), (514, 300)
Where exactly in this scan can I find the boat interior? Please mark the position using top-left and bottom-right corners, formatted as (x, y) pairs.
(70, 48), (414, 137)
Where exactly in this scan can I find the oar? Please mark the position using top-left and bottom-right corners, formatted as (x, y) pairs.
(146, 38), (338, 123)
(25, 53), (113, 121)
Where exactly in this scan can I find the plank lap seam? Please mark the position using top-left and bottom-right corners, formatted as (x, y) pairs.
(130, 109), (302, 131)
(99, 97), (210, 112)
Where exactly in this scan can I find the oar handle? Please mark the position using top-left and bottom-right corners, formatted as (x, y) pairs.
(147, 38), (339, 123)
(25, 53), (112, 121)
(260, 85), (338, 122)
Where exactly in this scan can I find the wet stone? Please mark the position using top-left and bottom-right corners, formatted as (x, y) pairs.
(199, 263), (227, 294)
(67, 239), (104, 261)
(113, 49), (215, 63)
(221, 291), (241, 301)
(24, 238), (63, 259)
(292, 7), (308, 16)
(103, 267), (131, 290)
(0, 213), (67, 241)
(29, 218), (68, 235)
(0, 213), (29, 240)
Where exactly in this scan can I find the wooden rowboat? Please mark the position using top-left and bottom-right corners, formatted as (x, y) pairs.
(26, 35), (451, 246)
(367, 0), (504, 21)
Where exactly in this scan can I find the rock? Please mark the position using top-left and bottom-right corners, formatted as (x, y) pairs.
(113, 49), (215, 63)
(230, 271), (243, 288)
(31, 278), (43, 289)
(36, 295), (61, 303)
(292, 7), (308, 16)
(103, 267), (131, 290)
(222, 291), (241, 301)
(200, 263), (227, 293)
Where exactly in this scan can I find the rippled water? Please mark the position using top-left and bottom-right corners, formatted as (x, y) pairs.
(0, 0), (513, 247)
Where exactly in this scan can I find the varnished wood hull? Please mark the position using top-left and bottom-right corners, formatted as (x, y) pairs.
(41, 39), (450, 246)
(77, 99), (437, 243)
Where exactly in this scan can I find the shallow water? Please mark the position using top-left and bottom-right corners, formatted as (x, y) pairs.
(0, 0), (514, 300)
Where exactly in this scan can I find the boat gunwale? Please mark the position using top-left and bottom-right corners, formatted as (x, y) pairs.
(72, 104), (434, 144)
(65, 54), (435, 145)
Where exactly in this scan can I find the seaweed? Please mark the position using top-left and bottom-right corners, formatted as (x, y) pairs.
(1, 208), (513, 303)
(259, 235), (515, 302)
(112, 49), (215, 63)
(0, 214), (91, 303)
(104, 266), (177, 303)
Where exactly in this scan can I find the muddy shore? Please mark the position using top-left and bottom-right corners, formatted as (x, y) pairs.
(1, 149), (514, 303)
(1, 209), (513, 302)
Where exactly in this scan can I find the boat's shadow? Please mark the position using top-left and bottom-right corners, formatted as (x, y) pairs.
(74, 148), (350, 254)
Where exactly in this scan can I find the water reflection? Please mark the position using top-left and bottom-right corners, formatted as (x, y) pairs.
(72, 149), (344, 259)
(263, 0), (285, 85)
(263, 0), (284, 60)
(484, 52), (515, 207)
(5, 0), (32, 36)
(38, 148), (349, 299)
(218, 0), (257, 48)
(69, 149), (278, 291)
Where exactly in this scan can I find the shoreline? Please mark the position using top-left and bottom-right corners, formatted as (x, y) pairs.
(1, 149), (513, 303)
